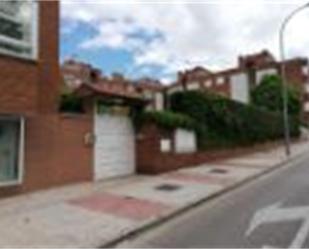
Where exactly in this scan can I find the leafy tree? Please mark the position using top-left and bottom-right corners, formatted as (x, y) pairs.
(251, 75), (301, 115)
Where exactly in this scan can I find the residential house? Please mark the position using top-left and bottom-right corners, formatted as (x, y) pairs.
(62, 59), (165, 111)
(62, 60), (167, 180)
(167, 50), (309, 122)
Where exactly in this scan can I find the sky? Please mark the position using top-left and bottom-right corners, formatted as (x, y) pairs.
(60, 0), (309, 84)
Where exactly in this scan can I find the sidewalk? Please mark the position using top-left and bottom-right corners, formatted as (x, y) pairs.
(0, 141), (308, 247)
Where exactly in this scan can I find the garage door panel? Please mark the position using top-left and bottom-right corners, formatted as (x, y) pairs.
(94, 113), (135, 180)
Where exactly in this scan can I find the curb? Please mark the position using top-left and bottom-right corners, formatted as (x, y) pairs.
(101, 149), (308, 248)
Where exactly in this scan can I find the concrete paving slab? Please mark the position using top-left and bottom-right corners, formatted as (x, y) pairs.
(106, 177), (223, 207)
(182, 164), (261, 181)
(164, 172), (236, 187)
(222, 157), (282, 167)
(0, 203), (136, 247)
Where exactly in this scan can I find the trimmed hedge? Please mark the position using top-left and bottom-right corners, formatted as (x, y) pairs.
(170, 91), (300, 149)
(134, 110), (196, 131)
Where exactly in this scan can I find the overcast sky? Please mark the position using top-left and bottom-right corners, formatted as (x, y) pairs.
(60, 0), (309, 84)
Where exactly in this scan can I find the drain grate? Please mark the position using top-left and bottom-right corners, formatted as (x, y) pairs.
(155, 183), (182, 192)
(210, 168), (228, 174)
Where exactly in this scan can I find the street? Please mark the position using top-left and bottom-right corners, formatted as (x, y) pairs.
(116, 153), (309, 248)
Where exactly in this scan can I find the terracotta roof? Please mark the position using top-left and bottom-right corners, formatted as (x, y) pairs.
(74, 82), (146, 103)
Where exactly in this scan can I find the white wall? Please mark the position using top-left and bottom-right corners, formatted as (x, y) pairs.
(187, 81), (200, 90)
(167, 85), (183, 95)
(256, 68), (277, 85)
(174, 129), (197, 153)
(230, 73), (249, 104)
(154, 92), (164, 111)
(216, 76), (225, 86)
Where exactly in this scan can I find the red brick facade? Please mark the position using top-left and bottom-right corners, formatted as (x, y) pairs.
(0, 1), (60, 115)
(0, 1), (93, 198)
(0, 114), (93, 198)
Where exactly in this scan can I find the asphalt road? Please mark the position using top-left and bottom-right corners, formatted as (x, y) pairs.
(116, 153), (309, 248)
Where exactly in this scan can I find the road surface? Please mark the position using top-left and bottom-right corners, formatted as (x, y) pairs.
(116, 153), (309, 248)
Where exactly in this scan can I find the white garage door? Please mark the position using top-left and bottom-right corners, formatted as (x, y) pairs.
(94, 113), (135, 180)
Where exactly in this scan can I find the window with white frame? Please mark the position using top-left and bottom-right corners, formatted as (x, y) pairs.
(0, 0), (38, 59)
(0, 116), (24, 186)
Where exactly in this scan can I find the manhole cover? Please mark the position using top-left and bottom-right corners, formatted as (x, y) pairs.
(155, 183), (182, 192)
(210, 168), (228, 174)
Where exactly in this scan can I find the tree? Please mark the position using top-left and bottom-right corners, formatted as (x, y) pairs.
(251, 74), (301, 116)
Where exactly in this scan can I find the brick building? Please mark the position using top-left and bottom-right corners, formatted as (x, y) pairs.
(62, 59), (165, 111)
(0, 1), (94, 197)
(167, 50), (309, 122)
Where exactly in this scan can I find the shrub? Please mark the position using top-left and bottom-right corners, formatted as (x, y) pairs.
(59, 93), (84, 113)
(134, 110), (196, 131)
(170, 90), (300, 149)
(251, 74), (301, 115)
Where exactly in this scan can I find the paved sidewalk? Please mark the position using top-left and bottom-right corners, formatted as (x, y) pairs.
(0, 141), (307, 247)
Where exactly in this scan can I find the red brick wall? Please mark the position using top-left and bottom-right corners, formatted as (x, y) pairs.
(0, 58), (38, 114)
(0, 1), (94, 198)
(0, 1), (60, 115)
(0, 113), (93, 198)
(37, 0), (61, 114)
(136, 124), (292, 174)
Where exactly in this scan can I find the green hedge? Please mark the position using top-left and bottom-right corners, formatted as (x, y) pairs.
(251, 74), (301, 115)
(170, 91), (300, 149)
(134, 110), (196, 131)
(59, 93), (84, 113)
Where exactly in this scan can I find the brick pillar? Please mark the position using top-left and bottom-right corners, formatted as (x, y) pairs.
(37, 0), (60, 114)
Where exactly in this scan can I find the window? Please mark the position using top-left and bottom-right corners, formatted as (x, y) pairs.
(303, 66), (308, 76)
(160, 139), (171, 153)
(154, 92), (164, 111)
(187, 82), (200, 90)
(0, 0), (38, 59)
(0, 116), (24, 186)
(304, 102), (309, 112)
(305, 84), (309, 94)
(204, 80), (212, 88)
(216, 77), (225, 86)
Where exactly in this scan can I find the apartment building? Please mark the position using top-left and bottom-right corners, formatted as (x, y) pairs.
(167, 50), (309, 122)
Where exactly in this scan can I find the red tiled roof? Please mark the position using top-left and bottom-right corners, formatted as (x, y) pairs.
(74, 82), (146, 103)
